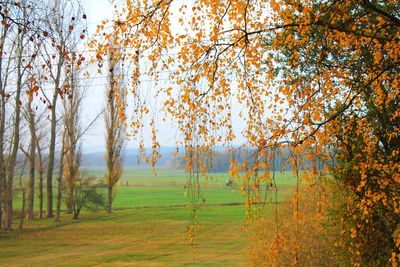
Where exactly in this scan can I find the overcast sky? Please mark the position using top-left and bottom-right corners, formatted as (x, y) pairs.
(79, 0), (182, 152)
(78, 0), (246, 153)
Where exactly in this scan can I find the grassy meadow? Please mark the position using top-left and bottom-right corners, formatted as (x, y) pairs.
(0, 169), (297, 266)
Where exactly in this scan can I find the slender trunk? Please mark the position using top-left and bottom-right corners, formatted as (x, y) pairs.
(67, 185), (73, 213)
(0, 51), (5, 231)
(18, 160), (27, 229)
(27, 157), (35, 220)
(27, 99), (35, 220)
(19, 190), (25, 229)
(6, 81), (22, 230)
(55, 134), (65, 221)
(19, 160), (27, 229)
(36, 139), (43, 219)
(107, 185), (112, 213)
(55, 162), (63, 220)
(0, 15), (10, 231)
(105, 55), (125, 215)
(0, 158), (4, 228)
(46, 105), (56, 217)
(46, 54), (63, 218)
(0, 168), (3, 229)
(5, 35), (24, 230)
(38, 171), (43, 218)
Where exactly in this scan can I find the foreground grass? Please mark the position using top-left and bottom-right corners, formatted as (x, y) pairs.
(0, 206), (248, 266)
(2, 169), (296, 266)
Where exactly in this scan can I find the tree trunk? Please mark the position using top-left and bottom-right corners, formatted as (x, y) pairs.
(0, 12), (9, 231)
(38, 172), (43, 218)
(27, 99), (35, 220)
(66, 186), (73, 214)
(46, 52), (63, 218)
(19, 189), (25, 229)
(27, 157), (35, 220)
(107, 185), (112, 213)
(5, 34), (24, 230)
(104, 54), (125, 215)
(0, 171), (3, 229)
(0, 162), (4, 229)
(0, 81), (4, 230)
(36, 139), (44, 219)
(46, 104), (56, 218)
(55, 134), (65, 221)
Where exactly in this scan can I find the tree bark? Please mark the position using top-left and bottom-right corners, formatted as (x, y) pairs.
(107, 185), (112, 213)
(19, 189), (25, 229)
(4, 30), (24, 230)
(55, 132), (65, 221)
(0, 20), (8, 231)
(18, 160), (26, 229)
(27, 98), (36, 220)
(46, 57), (63, 218)
(105, 53), (125, 214)
(36, 139), (44, 219)
(46, 103), (56, 218)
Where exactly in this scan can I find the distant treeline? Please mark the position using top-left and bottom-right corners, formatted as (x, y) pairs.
(163, 147), (326, 172)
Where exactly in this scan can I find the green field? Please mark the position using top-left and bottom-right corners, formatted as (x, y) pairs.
(0, 169), (296, 266)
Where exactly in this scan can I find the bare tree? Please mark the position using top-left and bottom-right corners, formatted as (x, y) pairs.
(105, 52), (126, 213)
(2, 1), (40, 230)
(39, 0), (85, 217)
(0, 0), (15, 229)
(58, 61), (83, 218)
(20, 86), (37, 220)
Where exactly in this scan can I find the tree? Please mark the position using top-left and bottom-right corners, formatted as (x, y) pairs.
(0, 0), (42, 230)
(35, 124), (46, 219)
(62, 62), (83, 216)
(94, 0), (400, 265)
(20, 80), (40, 220)
(56, 58), (99, 220)
(71, 177), (105, 220)
(39, 0), (86, 217)
(104, 50), (126, 213)
(0, 0), (14, 229)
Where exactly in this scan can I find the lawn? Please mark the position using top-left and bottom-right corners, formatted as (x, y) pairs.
(0, 169), (296, 266)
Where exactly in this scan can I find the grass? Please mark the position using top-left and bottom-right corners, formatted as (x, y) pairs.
(0, 207), (249, 266)
(1, 169), (296, 266)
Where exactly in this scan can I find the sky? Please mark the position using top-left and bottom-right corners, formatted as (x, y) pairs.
(79, 0), (112, 152)
(78, 0), (246, 153)
(79, 0), (183, 152)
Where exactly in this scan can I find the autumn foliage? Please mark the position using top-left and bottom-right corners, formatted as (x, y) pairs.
(92, 0), (400, 265)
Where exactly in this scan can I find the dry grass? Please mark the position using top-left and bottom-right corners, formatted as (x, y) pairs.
(0, 206), (248, 266)
(248, 184), (340, 266)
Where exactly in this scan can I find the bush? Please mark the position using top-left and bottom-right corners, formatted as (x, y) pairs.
(71, 177), (105, 219)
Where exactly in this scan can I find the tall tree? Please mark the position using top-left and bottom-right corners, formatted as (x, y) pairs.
(0, 0), (14, 229)
(105, 51), (126, 213)
(61, 61), (83, 216)
(35, 125), (46, 219)
(40, 0), (86, 217)
(21, 81), (39, 220)
(2, 1), (41, 230)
